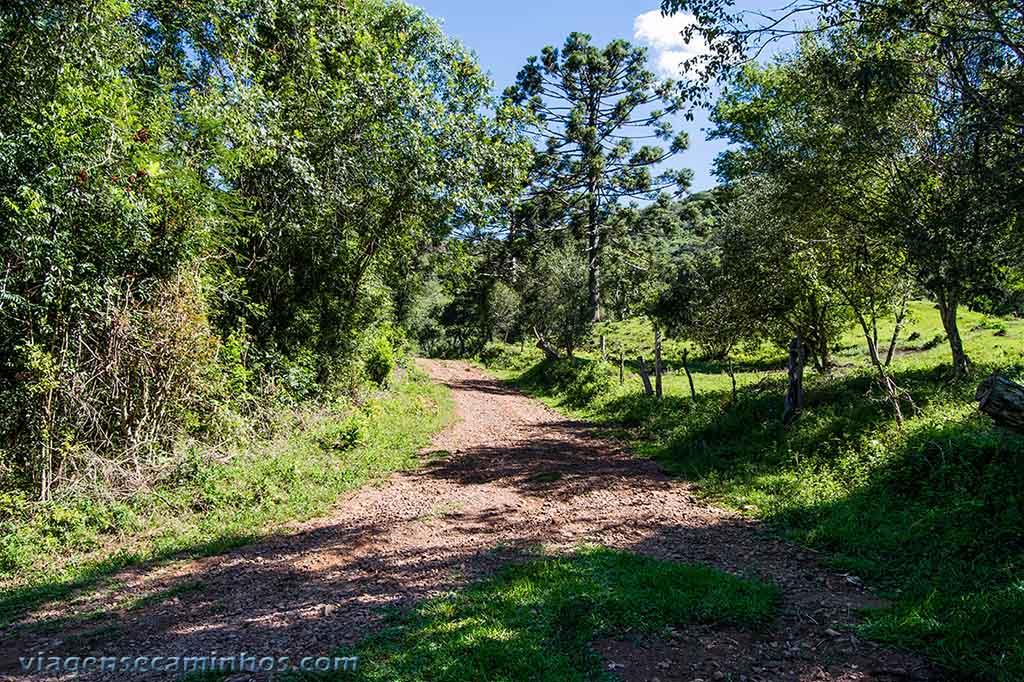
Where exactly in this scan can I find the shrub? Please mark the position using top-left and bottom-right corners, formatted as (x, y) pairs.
(479, 344), (510, 368)
(365, 334), (396, 387)
(317, 414), (367, 452)
(519, 358), (618, 408)
(563, 361), (617, 407)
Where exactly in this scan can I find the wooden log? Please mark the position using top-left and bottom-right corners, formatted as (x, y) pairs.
(976, 373), (1024, 432)
(638, 356), (654, 397)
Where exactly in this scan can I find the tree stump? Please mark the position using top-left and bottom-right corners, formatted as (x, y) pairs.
(976, 373), (1024, 433)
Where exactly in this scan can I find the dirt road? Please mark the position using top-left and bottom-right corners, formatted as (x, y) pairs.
(1, 360), (939, 681)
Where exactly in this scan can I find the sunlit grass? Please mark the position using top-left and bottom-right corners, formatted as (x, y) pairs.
(480, 301), (1024, 680)
(303, 547), (778, 682)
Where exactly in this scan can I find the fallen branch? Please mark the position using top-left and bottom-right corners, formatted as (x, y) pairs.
(533, 327), (561, 361)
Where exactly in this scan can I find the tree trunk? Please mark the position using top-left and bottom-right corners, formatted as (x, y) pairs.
(884, 296), (909, 368)
(936, 291), (971, 376)
(682, 349), (696, 399)
(600, 335), (607, 362)
(585, 92), (603, 323)
(619, 349), (625, 386)
(586, 194), (602, 322)
(727, 360), (737, 403)
(976, 373), (1024, 432)
(654, 330), (663, 400)
(810, 332), (832, 374)
(856, 310), (905, 423)
(783, 336), (807, 425)
(638, 356), (654, 397)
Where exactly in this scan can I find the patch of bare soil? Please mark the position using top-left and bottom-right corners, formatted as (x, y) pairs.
(0, 360), (942, 681)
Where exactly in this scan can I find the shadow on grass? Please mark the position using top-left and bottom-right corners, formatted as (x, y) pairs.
(498, 355), (1024, 680)
(756, 411), (1024, 680)
(292, 547), (778, 682)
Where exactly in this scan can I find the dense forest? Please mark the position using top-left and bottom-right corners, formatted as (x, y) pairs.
(1, 0), (1023, 680)
(0, 0), (531, 500)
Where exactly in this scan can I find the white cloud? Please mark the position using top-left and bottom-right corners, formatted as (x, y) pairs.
(633, 9), (709, 77)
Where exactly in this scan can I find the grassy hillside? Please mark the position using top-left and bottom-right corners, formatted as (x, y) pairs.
(481, 302), (1024, 681)
(0, 365), (453, 627)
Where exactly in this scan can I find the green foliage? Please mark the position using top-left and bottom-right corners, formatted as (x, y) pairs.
(486, 281), (523, 343)
(696, 10), (1021, 376)
(478, 344), (514, 369)
(364, 335), (396, 388)
(492, 304), (1024, 680)
(0, 0), (527, 499)
(523, 242), (594, 356)
(317, 414), (368, 453)
(517, 358), (618, 409)
(337, 547), (777, 682)
(0, 369), (453, 625)
(505, 32), (692, 319)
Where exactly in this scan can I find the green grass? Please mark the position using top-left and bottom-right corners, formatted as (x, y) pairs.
(480, 302), (1024, 681)
(309, 546), (777, 682)
(0, 365), (453, 627)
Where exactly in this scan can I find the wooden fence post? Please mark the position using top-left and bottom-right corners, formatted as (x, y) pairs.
(638, 356), (654, 397)
(654, 330), (663, 400)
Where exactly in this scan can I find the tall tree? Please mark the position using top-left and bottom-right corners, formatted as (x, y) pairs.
(228, 0), (528, 382)
(706, 22), (1019, 376)
(504, 33), (692, 321)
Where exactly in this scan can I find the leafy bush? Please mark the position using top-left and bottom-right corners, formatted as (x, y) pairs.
(479, 344), (513, 368)
(563, 361), (617, 407)
(317, 414), (367, 452)
(516, 358), (619, 409)
(365, 334), (396, 387)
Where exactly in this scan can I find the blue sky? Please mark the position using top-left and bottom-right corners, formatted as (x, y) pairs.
(412, 1), (786, 192)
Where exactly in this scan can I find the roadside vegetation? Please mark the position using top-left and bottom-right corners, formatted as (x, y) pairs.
(0, 366), (452, 627)
(3, 0), (1023, 680)
(477, 302), (1024, 680)
(1, 0), (504, 625)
